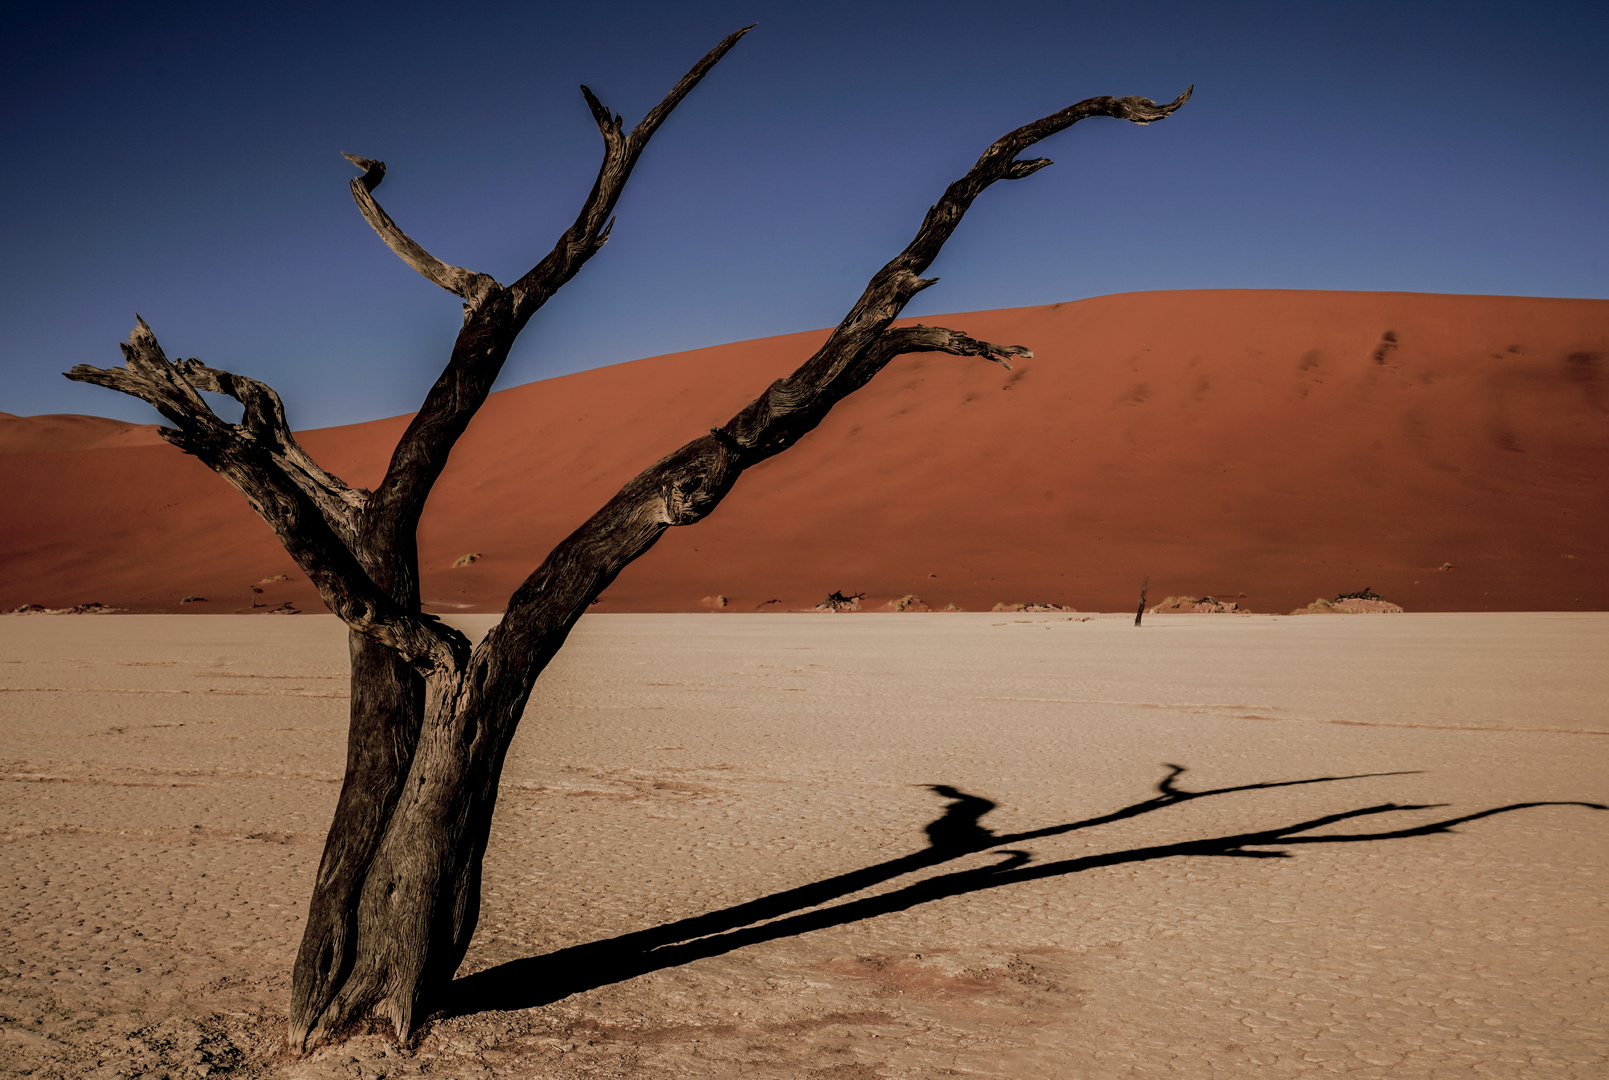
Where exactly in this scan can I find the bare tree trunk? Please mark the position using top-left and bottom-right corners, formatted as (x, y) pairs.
(290, 636), (423, 1039)
(65, 27), (1189, 1048)
(1135, 576), (1150, 626)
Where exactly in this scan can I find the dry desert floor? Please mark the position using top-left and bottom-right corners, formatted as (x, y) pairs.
(1, 612), (1605, 1079)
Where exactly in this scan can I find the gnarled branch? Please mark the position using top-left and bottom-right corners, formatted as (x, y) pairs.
(67, 324), (365, 544)
(66, 320), (467, 672)
(173, 359), (369, 539)
(342, 153), (502, 311)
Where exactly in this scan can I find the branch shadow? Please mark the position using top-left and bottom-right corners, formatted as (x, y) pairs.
(443, 764), (1604, 1019)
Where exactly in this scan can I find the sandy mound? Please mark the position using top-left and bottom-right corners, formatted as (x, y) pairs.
(1292, 597), (1407, 615)
(3, 290), (1605, 613)
(1148, 596), (1243, 614)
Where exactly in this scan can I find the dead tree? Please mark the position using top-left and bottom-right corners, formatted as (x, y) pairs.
(65, 26), (1188, 1049)
(821, 590), (865, 612)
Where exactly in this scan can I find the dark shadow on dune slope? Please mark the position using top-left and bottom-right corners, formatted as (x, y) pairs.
(443, 765), (1604, 1019)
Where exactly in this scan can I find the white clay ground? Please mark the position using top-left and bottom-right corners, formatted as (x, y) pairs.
(2, 612), (1605, 1079)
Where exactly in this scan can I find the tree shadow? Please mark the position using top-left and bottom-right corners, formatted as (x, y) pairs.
(443, 765), (1603, 1019)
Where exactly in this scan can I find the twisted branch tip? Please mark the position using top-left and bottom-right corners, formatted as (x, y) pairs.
(1130, 85), (1193, 124)
(341, 152), (386, 192)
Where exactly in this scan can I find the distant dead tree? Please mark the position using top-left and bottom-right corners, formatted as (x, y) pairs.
(66, 25), (1188, 1050)
(1135, 576), (1150, 626)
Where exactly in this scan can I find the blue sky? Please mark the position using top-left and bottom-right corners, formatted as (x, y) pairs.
(3, 1), (1605, 427)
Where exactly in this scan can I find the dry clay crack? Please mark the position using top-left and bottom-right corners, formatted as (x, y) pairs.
(0, 823), (318, 844)
(0, 686), (348, 699)
(4, 767), (342, 785)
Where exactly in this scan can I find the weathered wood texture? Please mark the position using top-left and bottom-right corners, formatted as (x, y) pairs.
(65, 26), (1188, 1047)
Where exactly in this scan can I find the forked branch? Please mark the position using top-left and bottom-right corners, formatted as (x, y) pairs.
(508, 23), (755, 319)
(363, 26), (754, 555)
(477, 325), (1035, 697)
(475, 86), (1190, 708)
(816, 86), (1193, 381)
(342, 153), (501, 311)
(716, 324), (1032, 460)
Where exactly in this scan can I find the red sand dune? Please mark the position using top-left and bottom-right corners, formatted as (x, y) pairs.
(2, 290), (1605, 615)
(0, 412), (166, 455)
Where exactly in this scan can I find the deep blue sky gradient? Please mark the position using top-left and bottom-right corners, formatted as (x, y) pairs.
(3, 0), (1605, 427)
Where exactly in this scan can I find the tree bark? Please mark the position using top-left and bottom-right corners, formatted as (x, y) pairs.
(64, 29), (1189, 1048)
(289, 635), (422, 1041)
